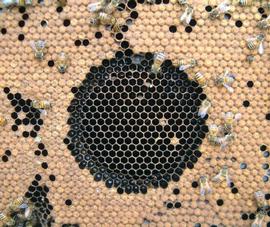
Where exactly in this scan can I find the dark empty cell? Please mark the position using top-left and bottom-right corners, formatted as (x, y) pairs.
(65, 199), (72, 206)
(1, 28), (7, 34)
(19, 6), (26, 13)
(48, 60), (54, 67)
(155, 0), (161, 4)
(63, 19), (71, 26)
(241, 213), (248, 220)
(258, 7), (265, 14)
(266, 113), (270, 120)
(18, 20), (25, 27)
(35, 174), (42, 181)
(38, 143), (45, 150)
(189, 19), (197, 27)
(23, 118), (30, 125)
(120, 40), (129, 49)
(2, 155), (8, 162)
(192, 181), (198, 188)
(262, 14), (268, 19)
(163, 0), (169, 4)
(41, 162), (48, 169)
(5, 150), (11, 156)
(7, 93), (14, 100)
(42, 150), (48, 156)
(22, 13), (29, 20)
(166, 202), (173, 209)
(115, 33), (123, 41)
(174, 202), (181, 208)
(247, 81), (253, 88)
(216, 199), (224, 206)
(173, 188), (180, 195)
(127, 0), (137, 9)
(57, 6), (63, 12)
(169, 25), (177, 33)
(130, 11), (138, 19)
(249, 213), (255, 220)
(137, 0), (144, 3)
(15, 119), (21, 125)
(95, 32), (102, 39)
(18, 34), (25, 41)
(3, 87), (10, 94)
(49, 175), (56, 181)
(231, 187), (238, 194)
(117, 3), (125, 11)
(205, 5), (212, 12)
(235, 20), (243, 27)
(224, 13), (231, 20)
(35, 149), (41, 156)
(260, 145), (267, 151)
(74, 40), (81, 46)
(243, 100), (250, 107)
(38, 119), (43, 125)
(22, 131), (29, 138)
(185, 26), (192, 33)
(83, 39), (89, 46)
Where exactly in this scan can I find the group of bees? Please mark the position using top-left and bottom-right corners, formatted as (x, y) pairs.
(0, 197), (46, 227)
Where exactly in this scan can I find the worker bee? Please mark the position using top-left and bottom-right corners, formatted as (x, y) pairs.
(238, 0), (252, 6)
(209, 1), (230, 19)
(246, 55), (255, 63)
(88, 0), (105, 13)
(30, 40), (46, 60)
(0, 212), (15, 225)
(178, 0), (188, 5)
(208, 124), (221, 145)
(223, 112), (241, 134)
(198, 99), (211, 118)
(31, 100), (51, 110)
(0, 0), (32, 8)
(151, 52), (166, 74)
(254, 191), (268, 210)
(257, 15), (270, 30)
(251, 210), (266, 227)
(180, 4), (193, 26)
(179, 58), (197, 71)
(246, 34), (265, 55)
(56, 52), (69, 74)
(193, 72), (207, 88)
(57, 0), (67, 7)
(212, 165), (232, 187)
(199, 176), (212, 196)
(214, 70), (236, 93)
(104, 0), (120, 14)
(217, 133), (235, 150)
(0, 116), (7, 126)
(7, 197), (25, 212)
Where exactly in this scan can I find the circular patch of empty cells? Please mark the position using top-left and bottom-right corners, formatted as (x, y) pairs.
(65, 52), (208, 194)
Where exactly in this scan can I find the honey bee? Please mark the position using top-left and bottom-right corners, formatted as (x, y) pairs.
(209, 1), (230, 19)
(30, 40), (46, 60)
(56, 52), (69, 74)
(199, 176), (212, 196)
(238, 0), (252, 6)
(193, 72), (207, 88)
(223, 112), (241, 134)
(7, 197), (25, 212)
(151, 52), (166, 74)
(179, 58), (197, 71)
(0, 212), (15, 226)
(0, 116), (7, 126)
(198, 99), (211, 118)
(214, 70), (236, 93)
(104, 0), (120, 14)
(0, 0), (32, 8)
(212, 165), (231, 187)
(246, 34), (265, 55)
(257, 15), (270, 30)
(254, 191), (268, 209)
(180, 4), (193, 26)
(208, 124), (221, 145)
(31, 100), (51, 116)
(88, 0), (105, 13)
(178, 0), (188, 5)
(57, 0), (67, 7)
(246, 55), (255, 63)
(251, 210), (266, 227)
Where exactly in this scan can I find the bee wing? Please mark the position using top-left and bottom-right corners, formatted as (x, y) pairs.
(29, 41), (36, 51)
(258, 41), (264, 55)
(180, 9), (188, 23)
(223, 84), (234, 93)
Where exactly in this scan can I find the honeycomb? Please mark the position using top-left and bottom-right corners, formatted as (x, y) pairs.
(0, 0), (269, 226)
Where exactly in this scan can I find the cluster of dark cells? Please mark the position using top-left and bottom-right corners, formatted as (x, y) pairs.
(24, 174), (54, 226)
(65, 51), (208, 194)
(3, 87), (44, 138)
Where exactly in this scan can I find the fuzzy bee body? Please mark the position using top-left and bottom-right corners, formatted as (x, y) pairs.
(0, 0), (32, 8)
(180, 4), (193, 25)
(151, 52), (166, 74)
(56, 52), (69, 74)
(209, 1), (230, 19)
(0, 117), (7, 126)
(238, 0), (252, 6)
(30, 40), (46, 61)
(214, 70), (236, 93)
(179, 58), (197, 71)
(194, 72), (206, 88)
(199, 176), (212, 196)
(31, 100), (51, 110)
(198, 99), (211, 118)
